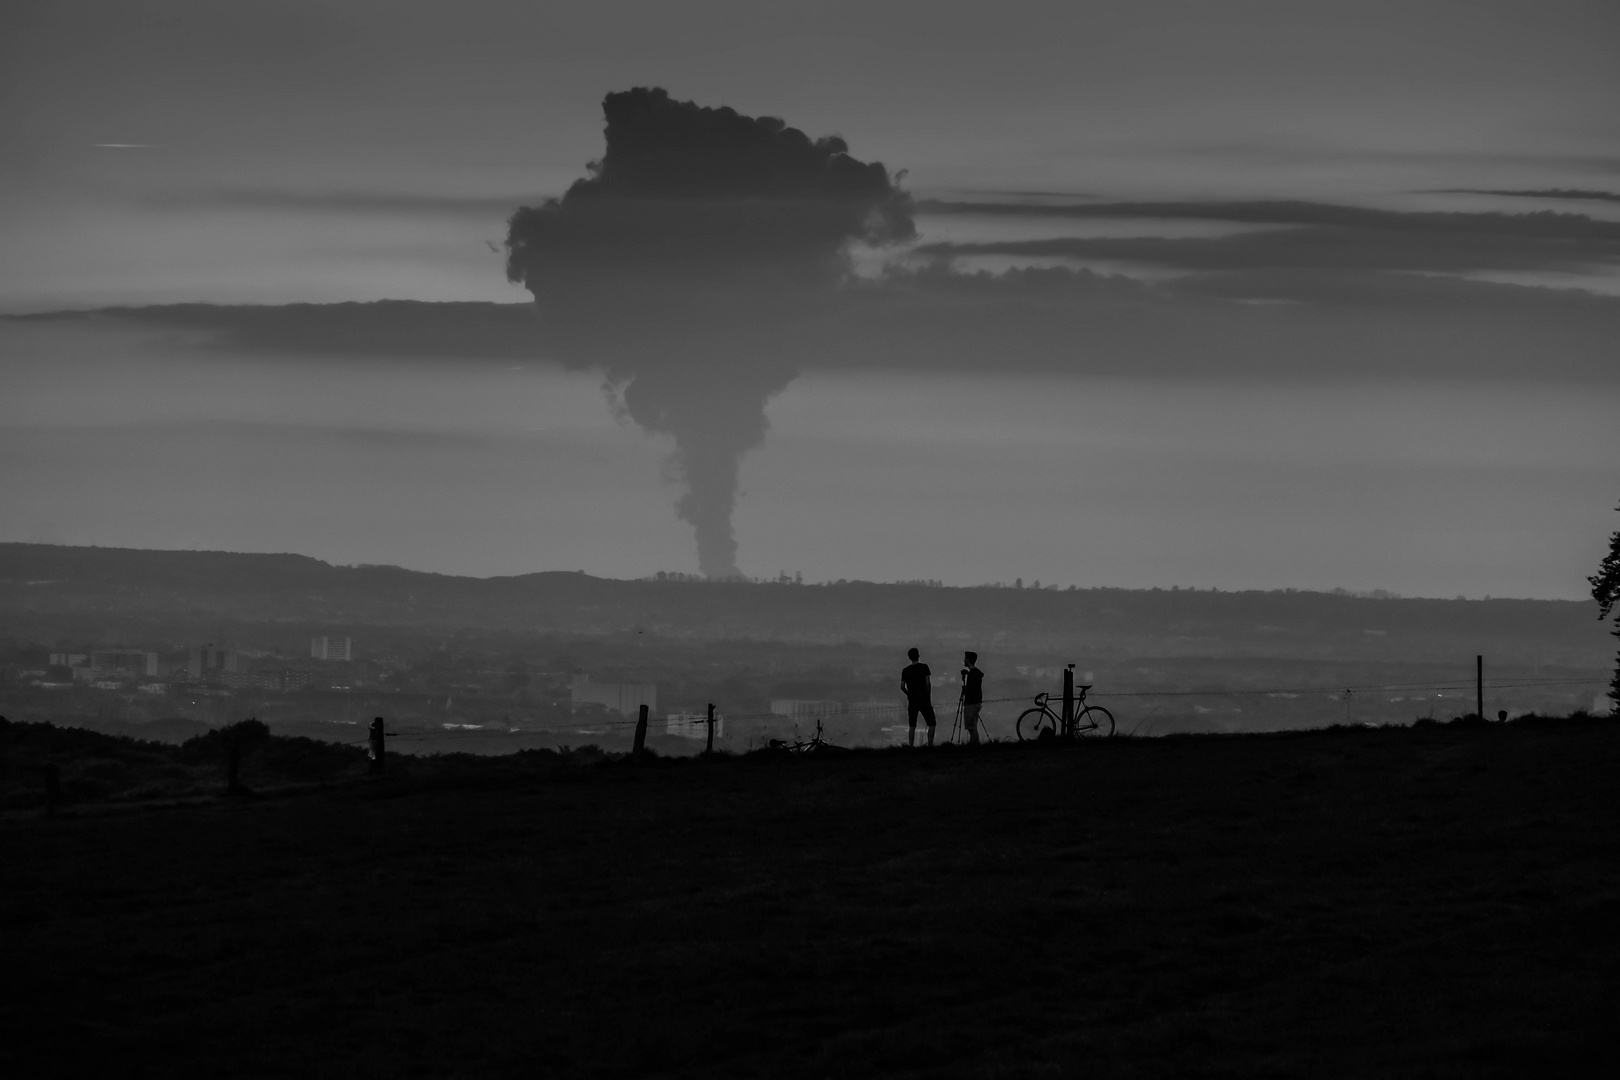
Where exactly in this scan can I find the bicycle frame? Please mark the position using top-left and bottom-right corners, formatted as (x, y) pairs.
(1019, 686), (1114, 740)
(1033, 686), (1090, 726)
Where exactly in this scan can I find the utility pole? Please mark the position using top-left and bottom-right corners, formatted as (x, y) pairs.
(705, 703), (716, 755)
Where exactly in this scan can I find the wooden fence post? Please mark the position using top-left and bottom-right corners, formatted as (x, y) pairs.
(633, 703), (649, 757)
(369, 716), (386, 776)
(1062, 665), (1075, 738)
(1476, 655), (1484, 720)
(44, 762), (60, 816)
(706, 703), (716, 755)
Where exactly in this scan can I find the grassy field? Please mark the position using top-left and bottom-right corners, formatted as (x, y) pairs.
(4, 716), (1619, 1077)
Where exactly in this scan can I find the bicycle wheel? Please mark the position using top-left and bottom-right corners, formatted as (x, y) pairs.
(1075, 705), (1115, 737)
(1016, 707), (1058, 741)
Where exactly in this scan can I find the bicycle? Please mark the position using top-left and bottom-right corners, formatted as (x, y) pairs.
(767, 718), (849, 754)
(1016, 685), (1115, 740)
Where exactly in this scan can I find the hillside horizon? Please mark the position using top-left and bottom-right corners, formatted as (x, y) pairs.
(0, 540), (1572, 601)
(3, 541), (1609, 674)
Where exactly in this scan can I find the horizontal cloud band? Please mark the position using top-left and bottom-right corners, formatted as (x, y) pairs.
(17, 260), (1620, 382)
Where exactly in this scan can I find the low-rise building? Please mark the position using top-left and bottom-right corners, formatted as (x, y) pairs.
(311, 635), (352, 661)
(848, 701), (904, 723)
(189, 645), (240, 680)
(72, 650), (160, 682)
(222, 669), (314, 692)
(770, 699), (844, 720)
(92, 650), (159, 677)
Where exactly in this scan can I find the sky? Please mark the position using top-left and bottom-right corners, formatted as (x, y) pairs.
(2, 0), (1618, 597)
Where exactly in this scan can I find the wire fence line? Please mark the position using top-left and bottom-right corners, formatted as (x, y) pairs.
(1089, 677), (1600, 700)
(340, 676), (1606, 743)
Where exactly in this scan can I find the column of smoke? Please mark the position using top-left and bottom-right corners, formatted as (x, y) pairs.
(505, 87), (913, 578)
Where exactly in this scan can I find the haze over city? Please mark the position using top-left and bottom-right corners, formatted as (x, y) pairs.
(4, 0), (1618, 596)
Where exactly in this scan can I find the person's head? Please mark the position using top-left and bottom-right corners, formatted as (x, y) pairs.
(907, 647), (919, 661)
(964, 651), (978, 667)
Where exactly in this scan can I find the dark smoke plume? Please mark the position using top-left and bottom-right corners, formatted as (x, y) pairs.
(506, 87), (913, 577)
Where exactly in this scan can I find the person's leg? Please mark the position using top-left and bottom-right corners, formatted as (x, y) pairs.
(922, 703), (936, 746)
(907, 701), (918, 746)
(966, 703), (981, 745)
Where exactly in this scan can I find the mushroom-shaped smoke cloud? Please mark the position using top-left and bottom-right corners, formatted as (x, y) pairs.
(506, 87), (913, 578)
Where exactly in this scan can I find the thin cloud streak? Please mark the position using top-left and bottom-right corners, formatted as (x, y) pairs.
(1158, 143), (1620, 174)
(145, 187), (532, 218)
(919, 199), (1620, 242)
(920, 229), (1619, 277)
(1426, 188), (1620, 204)
(916, 199), (1620, 293)
(17, 261), (1620, 383)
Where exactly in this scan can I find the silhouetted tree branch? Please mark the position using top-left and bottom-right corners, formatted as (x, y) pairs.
(1590, 502), (1620, 714)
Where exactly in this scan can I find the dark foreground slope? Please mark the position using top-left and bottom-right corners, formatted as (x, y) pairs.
(5, 718), (1619, 1078)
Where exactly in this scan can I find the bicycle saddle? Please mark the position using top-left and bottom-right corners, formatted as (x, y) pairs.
(1077, 684), (1093, 692)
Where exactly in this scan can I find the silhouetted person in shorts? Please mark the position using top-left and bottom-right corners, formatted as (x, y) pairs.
(960, 651), (984, 746)
(901, 647), (935, 747)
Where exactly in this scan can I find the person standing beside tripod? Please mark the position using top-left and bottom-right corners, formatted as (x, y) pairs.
(960, 651), (984, 746)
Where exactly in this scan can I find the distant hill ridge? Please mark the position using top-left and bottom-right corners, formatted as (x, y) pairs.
(13, 301), (539, 359)
(0, 542), (1607, 663)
